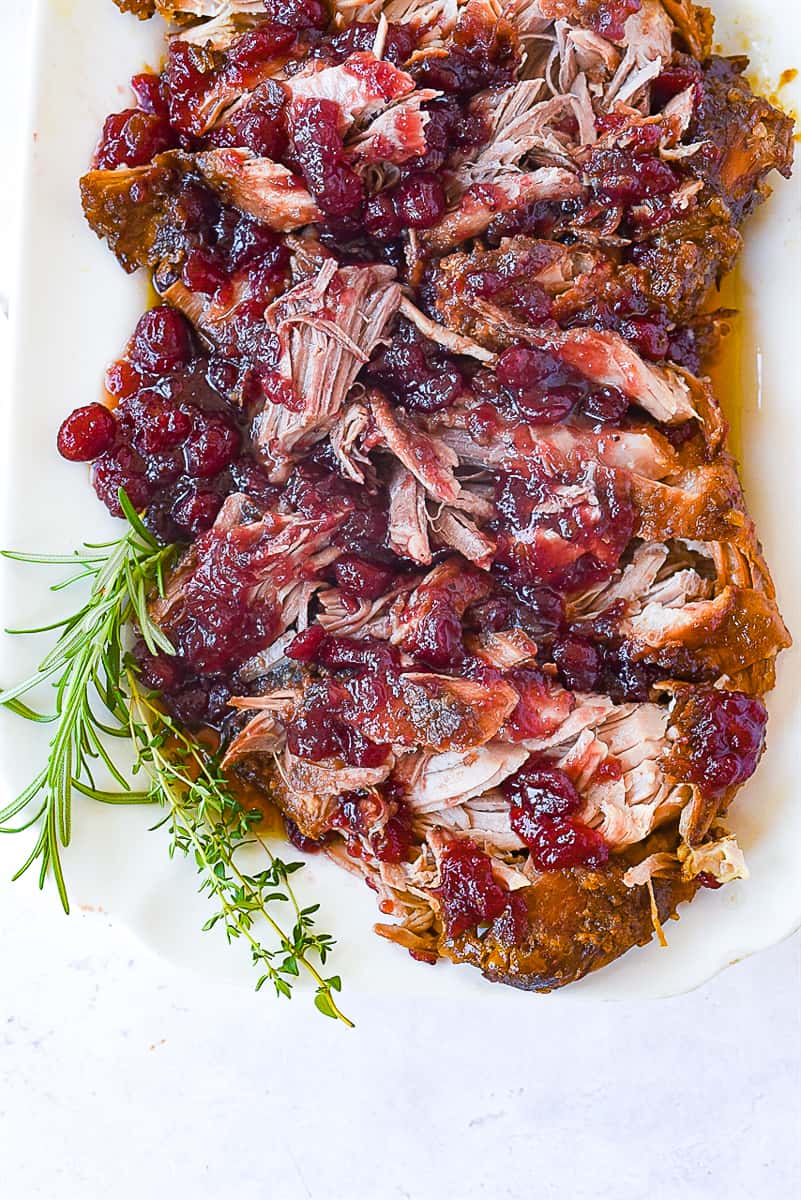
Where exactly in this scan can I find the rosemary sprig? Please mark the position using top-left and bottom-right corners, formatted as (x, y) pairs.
(0, 492), (351, 1024)
(0, 492), (177, 910)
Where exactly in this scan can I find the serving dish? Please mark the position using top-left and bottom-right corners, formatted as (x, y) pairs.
(0, 0), (799, 1009)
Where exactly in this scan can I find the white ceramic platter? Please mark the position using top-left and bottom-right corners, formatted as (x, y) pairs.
(1, 0), (799, 1014)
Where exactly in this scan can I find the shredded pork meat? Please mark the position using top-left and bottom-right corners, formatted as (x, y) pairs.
(252, 261), (402, 477)
(83, 0), (794, 994)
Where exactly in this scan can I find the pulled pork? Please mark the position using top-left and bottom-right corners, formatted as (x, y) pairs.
(71, 0), (793, 993)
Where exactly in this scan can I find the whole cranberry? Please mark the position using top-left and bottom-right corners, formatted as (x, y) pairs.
(170, 484), (223, 537)
(225, 101), (288, 161)
(185, 417), (241, 478)
(57, 404), (117, 462)
(496, 345), (579, 423)
(206, 357), (240, 397)
(144, 450), (184, 486)
(129, 307), (193, 376)
(92, 449), (152, 515)
(392, 172), (447, 229)
(436, 839), (508, 938)
(135, 398), (193, 455)
(621, 316), (670, 360)
(226, 25), (297, 76)
(681, 688), (768, 798)
(497, 345), (559, 391)
(516, 285), (552, 324)
(514, 386), (576, 425)
(581, 387), (629, 424)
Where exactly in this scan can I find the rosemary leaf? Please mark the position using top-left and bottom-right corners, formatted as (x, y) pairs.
(1, 491), (351, 1025)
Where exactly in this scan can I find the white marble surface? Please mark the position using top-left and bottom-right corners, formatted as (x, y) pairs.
(0, 8), (799, 1198)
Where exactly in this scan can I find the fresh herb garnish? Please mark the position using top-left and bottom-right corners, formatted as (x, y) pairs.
(0, 491), (351, 1025)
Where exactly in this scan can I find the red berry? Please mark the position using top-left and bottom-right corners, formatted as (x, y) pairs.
(553, 635), (602, 692)
(170, 485), (223, 537)
(130, 307), (193, 376)
(134, 394), (193, 455)
(393, 172), (446, 229)
(364, 192), (402, 240)
(185, 417), (241, 478)
(57, 404), (117, 462)
(92, 450), (152, 515)
(581, 386), (629, 424)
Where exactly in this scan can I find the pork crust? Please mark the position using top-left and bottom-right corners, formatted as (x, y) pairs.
(441, 827), (698, 990)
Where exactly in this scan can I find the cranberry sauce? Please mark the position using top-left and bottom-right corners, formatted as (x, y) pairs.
(492, 461), (636, 596)
(287, 97), (365, 217)
(164, 27), (300, 138)
(284, 635), (400, 767)
(89, 11), (504, 264)
(366, 317), (466, 412)
(667, 687), (768, 799)
(69, 2), (772, 932)
(551, 624), (717, 705)
(60, 307), (241, 540)
(436, 839), (526, 943)
(461, 242), (699, 368)
(284, 453), (393, 565)
(300, 21), (417, 67)
(471, 343), (635, 427)
(330, 789), (413, 863)
(204, 80), (289, 162)
(134, 512), (288, 731)
(575, 0), (641, 41)
(503, 757), (609, 871)
(414, 2), (520, 96)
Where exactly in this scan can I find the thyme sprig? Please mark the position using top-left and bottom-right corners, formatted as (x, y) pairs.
(120, 672), (351, 1023)
(0, 492), (351, 1024)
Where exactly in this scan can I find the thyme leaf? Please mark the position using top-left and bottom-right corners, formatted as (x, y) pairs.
(0, 491), (351, 1025)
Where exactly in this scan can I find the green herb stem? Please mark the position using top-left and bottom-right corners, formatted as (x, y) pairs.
(0, 492), (351, 1025)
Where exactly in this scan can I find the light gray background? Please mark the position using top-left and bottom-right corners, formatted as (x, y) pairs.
(0, 8), (798, 1198)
